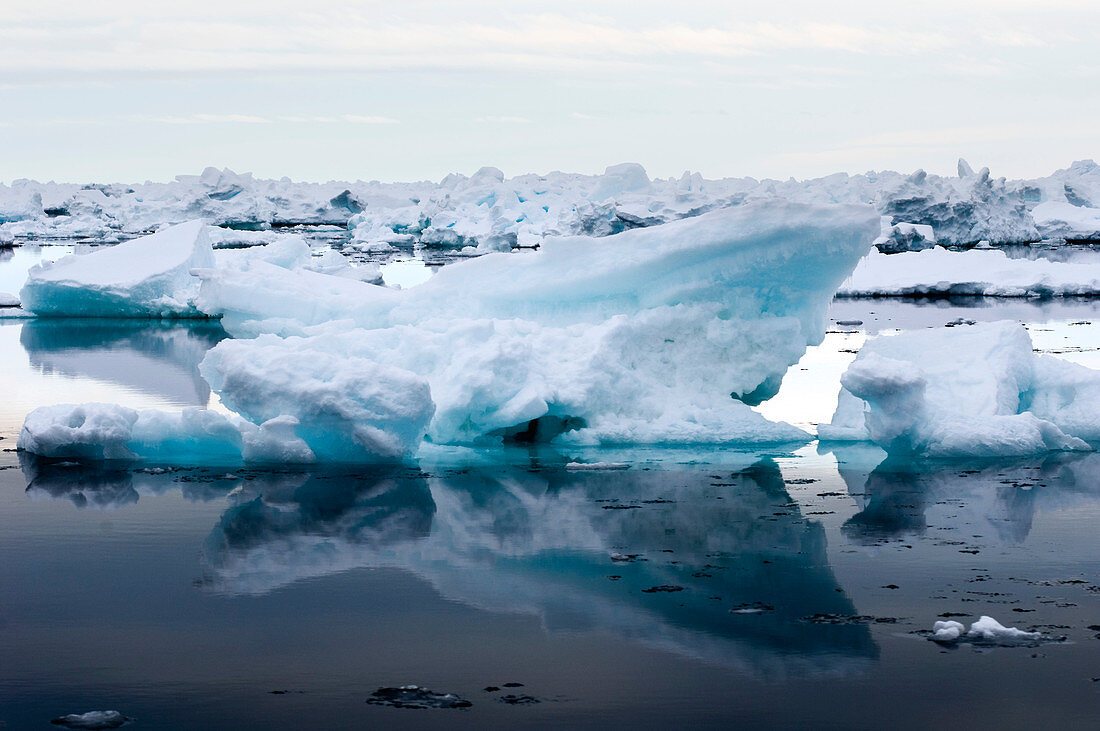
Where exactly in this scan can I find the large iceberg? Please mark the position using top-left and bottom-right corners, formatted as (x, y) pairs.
(19, 201), (879, 462)
(821, 321), (1100, 457)
(196, 201), (878, 451)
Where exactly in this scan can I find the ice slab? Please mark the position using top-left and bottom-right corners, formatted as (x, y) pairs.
(18, 403), (319, 464)
(838, 248), (1100, 297)
(821, 321), (1100, 457)
(20, 220), (214, 317)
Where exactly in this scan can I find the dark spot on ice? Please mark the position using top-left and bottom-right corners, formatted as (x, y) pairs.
(499, 694), (540, 705)
(366, 686), (472, 709)
(642, 585), (685, 593)
(883, 584), (900, 590)
(490, 414), (587, 443)
(484, 686), (500, 692)
(502, 682), (524, 688)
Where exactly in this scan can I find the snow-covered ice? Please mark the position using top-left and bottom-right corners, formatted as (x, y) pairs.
(20, 220), (214, 317)
(18, 201), (878, 461)
(18, 403), (320, 464)
(49, 710), (131, 729)
(930, 616), (1042, 646)
(4, 159), (1100, 250)
(838, 248), (1100, 297)
(821, 321), (1100, 457)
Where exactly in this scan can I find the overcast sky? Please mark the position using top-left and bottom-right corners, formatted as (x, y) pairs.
(1, 0), (1097, 183)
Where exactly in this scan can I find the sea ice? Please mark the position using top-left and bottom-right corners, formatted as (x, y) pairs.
(929, 616), (1041, 646)
(838, 247), (1100, 297)
(197, 201), (878, 450)
(821, 321), (1100, 457)
(49, 710), (131, 729)
(19, 201), (878, 461)
(18, 403), (320, 464)
(4, 158), (1096, 248)
(20, 220), (215, 317)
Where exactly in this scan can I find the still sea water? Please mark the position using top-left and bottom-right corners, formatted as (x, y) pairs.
(1, 243), (1099, 729)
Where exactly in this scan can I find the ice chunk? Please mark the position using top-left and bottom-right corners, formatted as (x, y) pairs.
(200, 337), (434, 461)
(18, 404), (318, 465)
(49, 710), (131, 729)
(967, 615), (1041, 643)
(0, 291), (19, 307)
(873, 221), (936, 254)
(931, 620), (965, 642)
(822, 321), (1098, 457)
(1031, 200), (1100, 241)
(20, 220), (214, 317)
(930, 616), (1041, 645)
(839, 247), (1100, 297)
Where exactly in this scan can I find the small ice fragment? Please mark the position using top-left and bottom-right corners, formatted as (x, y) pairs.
(50, 710), (131, 729)
(931, 620), (965, 642)
(967, 615), (1040, 643)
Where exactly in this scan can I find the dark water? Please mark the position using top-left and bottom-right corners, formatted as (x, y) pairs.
(1, 300), (1100, 729)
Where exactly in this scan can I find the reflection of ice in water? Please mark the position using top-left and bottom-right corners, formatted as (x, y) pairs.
(825, 443), (1100, 546)
(19, 319), (227, 408)
(188, 457), (876, 676)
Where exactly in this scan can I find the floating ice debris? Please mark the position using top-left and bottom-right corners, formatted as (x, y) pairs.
(931, 620), (966, 642)
(50, 710), (132, 729)
(930, 616), (1042, 646)
(365, 685), (472, 709)
(0, 291), (19, 307)
(821, 321), (1100, 457)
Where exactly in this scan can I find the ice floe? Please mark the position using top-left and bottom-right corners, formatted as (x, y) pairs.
(20, 220), (215, 317)
(838, 247), (1100, 298)
(821, 321), (1100, 457)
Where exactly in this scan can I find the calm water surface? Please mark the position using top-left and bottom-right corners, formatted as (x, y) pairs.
(1, 243), (1099, 728)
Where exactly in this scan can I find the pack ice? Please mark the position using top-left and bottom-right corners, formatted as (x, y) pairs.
(821, 321), (1100, 457)
(3, 158), (1099, 250)
(19, 201), (879, 463)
